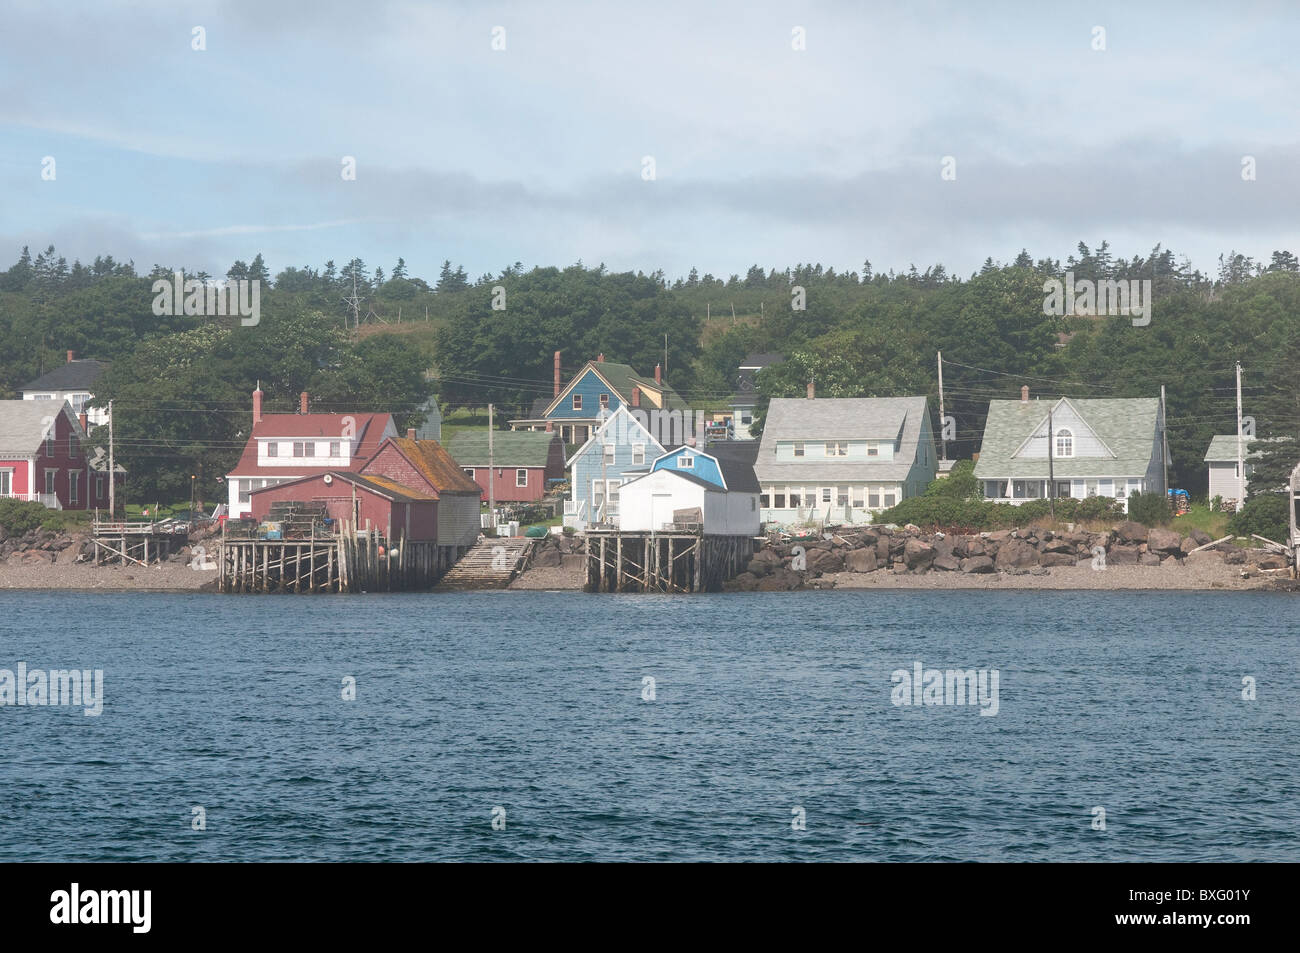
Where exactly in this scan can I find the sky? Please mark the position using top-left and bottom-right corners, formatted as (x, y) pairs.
(3, 0), (1299, 283)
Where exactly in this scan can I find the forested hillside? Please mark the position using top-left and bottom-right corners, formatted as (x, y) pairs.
(2, 242), (1297, 501)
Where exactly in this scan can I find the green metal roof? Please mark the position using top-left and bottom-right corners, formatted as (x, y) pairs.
(443, 430), (557, 467)
(973, 397), (1161, 479)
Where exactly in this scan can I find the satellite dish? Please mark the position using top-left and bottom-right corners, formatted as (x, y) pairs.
(323, 474), (333, 485)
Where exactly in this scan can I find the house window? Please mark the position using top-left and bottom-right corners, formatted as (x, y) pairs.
(883, 491), (897, 507)
(45, 431), (54, 457)
(852, 488), (864, 507)
(572, 394), (582, 411)
(267, 441), (278, 457)
(788, 489), (801, 507)
(603, 443), (615, 464)
(678, 455), (694, 468)
(1128, 479), (1142, 496)
(631, 444), (645, 465)
(793, 441), (805, 457)
(866, 441), (879, 457)
(45, 470), (56, 494)
(96, 475), (105, 498)
(825, 441), (847, 457)
(1055, 429), (1074, 458)
(1072, 479), (1085, 499)
(330, 441), (341, 457)
(869, 489), (881, 508)
(1098, 479), (1114, 497)
(69, 471), (79, 504)
(68, 432), (76, 457)
(773, 492), (785, 508)
(1055, 481), (1071, 498)
(821, 487), (832, 503)
(293, 441), (314, 458)
(599, 393), (609, 409)
(0, 470), (10, 495)
(464, 468), (475, 479)
(837, 487), (849, 506)
(515, 469), (528, 488)
(759, 493), (770, 507)
(238, 479), (252, 504)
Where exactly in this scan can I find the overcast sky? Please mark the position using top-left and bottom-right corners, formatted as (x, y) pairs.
(3, 0), (1298, 281)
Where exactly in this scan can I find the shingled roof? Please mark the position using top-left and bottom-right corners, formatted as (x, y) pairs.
(21, 359), (108, 392)
(973, 397), (1161, 479)
(386, 437), (481, 494)
(754, 396), (931, 482)
(443, 429), (559, 467)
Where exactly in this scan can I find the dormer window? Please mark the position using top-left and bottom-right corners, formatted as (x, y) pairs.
(267, 441), (278, 457)
(866, 441), (879, 457)
(824, 441), (847, 457)
(1055, 428), (1074, 458)
(572, 394), (583, 411)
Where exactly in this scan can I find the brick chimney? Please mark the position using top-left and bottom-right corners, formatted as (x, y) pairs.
(66, 349), (76, 363)
(631, 386), (640, 408)
(300, 391), (309, 414)
(78, 412), (88, 433)
(655, 363), (662, 384)
(597, 352), (605, 363)
(546, 420), (554, 432)
(406, 428), (416, 440)
(554, 350), (562, 397)
(807, 379), (816, 399)
(1020, 385), (1029, 403)
(252, 384), (263, 425)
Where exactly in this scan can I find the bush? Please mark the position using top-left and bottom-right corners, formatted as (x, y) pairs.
(874, 492), (1125, 532)
(1125, 490), (1170, 527)
(561, 525), (576, 536)
(1227, 492), (1289, 543)
(0, 499), (49, 536)
(924, 460), (980, 500)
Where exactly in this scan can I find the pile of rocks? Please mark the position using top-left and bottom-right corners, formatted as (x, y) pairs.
(525, 533), (587, 572)
(725, 521), (1287, 591)
(0, 527), (94, 566)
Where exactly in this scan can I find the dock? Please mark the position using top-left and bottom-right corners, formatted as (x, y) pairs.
(435, 538), (535, 591)
(584, 529), (754, 593)
(92, 519), (191, 567)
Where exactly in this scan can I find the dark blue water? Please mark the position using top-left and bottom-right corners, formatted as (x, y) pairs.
(0, 590), (1296, 861)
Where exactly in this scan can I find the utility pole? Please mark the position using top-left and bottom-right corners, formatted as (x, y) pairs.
(937, 351), (947, 461)
(1047, 406), (1055, 520)
(664, 333), (668, 383)
(108, 399), (115, 517)
(1235, 362), (1244, 512)
(488, 403), (496, 528)
(1160, 384), (1169, 500)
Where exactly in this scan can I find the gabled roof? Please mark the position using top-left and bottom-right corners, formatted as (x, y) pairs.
(1008, 397), (1114, 460)
(21, 359), (108, 393)
(740, 353), (784, 370)
(227, 412), (394, 478)
(973, 397), (1160, 479)
(444, 429), (558, 467)
(541, 361), (691, 418)
(0, 400), (82, 457)
(754, 396), (932, 482)
(382, 437), (481, 494)
(621, 467), (722, 493)
(565, 405), (665, 467)
(1204, 434), (1280, 463)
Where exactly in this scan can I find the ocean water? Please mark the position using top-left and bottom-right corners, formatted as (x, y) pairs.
(0, 589), (1296, 862)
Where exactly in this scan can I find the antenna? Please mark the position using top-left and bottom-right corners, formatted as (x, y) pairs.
(341, 272), (364, 329)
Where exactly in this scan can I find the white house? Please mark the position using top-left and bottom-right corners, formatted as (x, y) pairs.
(21, 351), (111, 428)
(754, 394), (938, 526)
(617, 444), (761, 536)
(973, 388), (1166, 509)
(1203, 434), (1272, 504)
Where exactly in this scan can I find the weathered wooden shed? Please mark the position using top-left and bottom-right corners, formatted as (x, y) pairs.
(248, 471), (438, 540)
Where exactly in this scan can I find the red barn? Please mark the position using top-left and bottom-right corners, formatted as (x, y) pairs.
(248, 471), (437, 540)
(362, 433), (481, 549)
(0, 400), (123, 510)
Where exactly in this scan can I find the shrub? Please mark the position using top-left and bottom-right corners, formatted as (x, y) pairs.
(924, 460), (980, 500)
(1126, 490), (1170, 527)
(1227, 492), (1288, 543)
(0, 499), (49, 536)
(561, 525), (576, 536)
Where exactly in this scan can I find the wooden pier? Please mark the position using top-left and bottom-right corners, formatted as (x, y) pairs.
(584, 530), (754, 593)
(92, 519), (190, 567)
(217, 520), (466, 593)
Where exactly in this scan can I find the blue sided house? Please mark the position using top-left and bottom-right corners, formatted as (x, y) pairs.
(563, 405), (665, 531)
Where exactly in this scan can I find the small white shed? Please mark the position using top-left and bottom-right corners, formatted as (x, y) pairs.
(618, 469), (760, 536)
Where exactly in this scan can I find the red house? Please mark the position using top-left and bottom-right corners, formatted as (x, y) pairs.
(442, 430), (565, 503)
(225, 386), (396, 518)
(248, 471), (438, 540)
(0, 400), (123, 510)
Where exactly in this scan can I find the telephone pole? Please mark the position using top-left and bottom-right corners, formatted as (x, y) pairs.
(1047, 406), (1055, 520)
(1160, 384), (1169, 499)
(1235, 362), (1244, 512)
(937, 351), (947, 461)
(108, 399), (115, 517)
(488, 403), (496, 528)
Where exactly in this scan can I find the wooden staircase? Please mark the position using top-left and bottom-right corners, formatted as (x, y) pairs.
(435, 538), (535, 591)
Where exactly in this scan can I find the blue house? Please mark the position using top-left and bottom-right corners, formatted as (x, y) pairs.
(509, 354), (694, 446)
(563, 405), (664, 530)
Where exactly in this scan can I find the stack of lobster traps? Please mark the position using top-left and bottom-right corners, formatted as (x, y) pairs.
(263, 500), (331, 539)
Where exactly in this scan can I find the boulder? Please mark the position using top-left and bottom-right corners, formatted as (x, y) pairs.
(727, 572), (759, 592)
(1185, 550), (1223, 566)
(933, 553), (960, 571)
(1179, 537), (1198, 556)
(746, 558), (772, 577)
(960, 555), (995, 573)
(805, 548), (844, 575)
(1221, 547), (1247, 565)
(1147, 527), (1182, 555)
(1115, 521), (1148, 544)
(964, 538), (986, 557)
(994, 539), (1039, 570)
(1139, 552), (1162, 566)
(1107, 544), (1140, 565)
(1040, 538), (1074, 554)
(1190, 528), (1213, 546)
(560, 553), (585, 571)
(1040, 552), (1076, 567)
(1257, 554), (1290, 571)
(531, 547), (562, 568)
(875, 536), (890, 562)
(903, 538), (935, 571)
(757, 567), (802, 591)
(845, 548), (878, 573)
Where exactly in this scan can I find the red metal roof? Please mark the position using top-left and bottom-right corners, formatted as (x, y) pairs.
(227, 412), (394, 478)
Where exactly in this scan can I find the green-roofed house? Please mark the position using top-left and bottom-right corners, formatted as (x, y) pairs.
(443, 429), (566, 502)
(972, 387), (1167, 511)
(508, 354), (696, 446)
